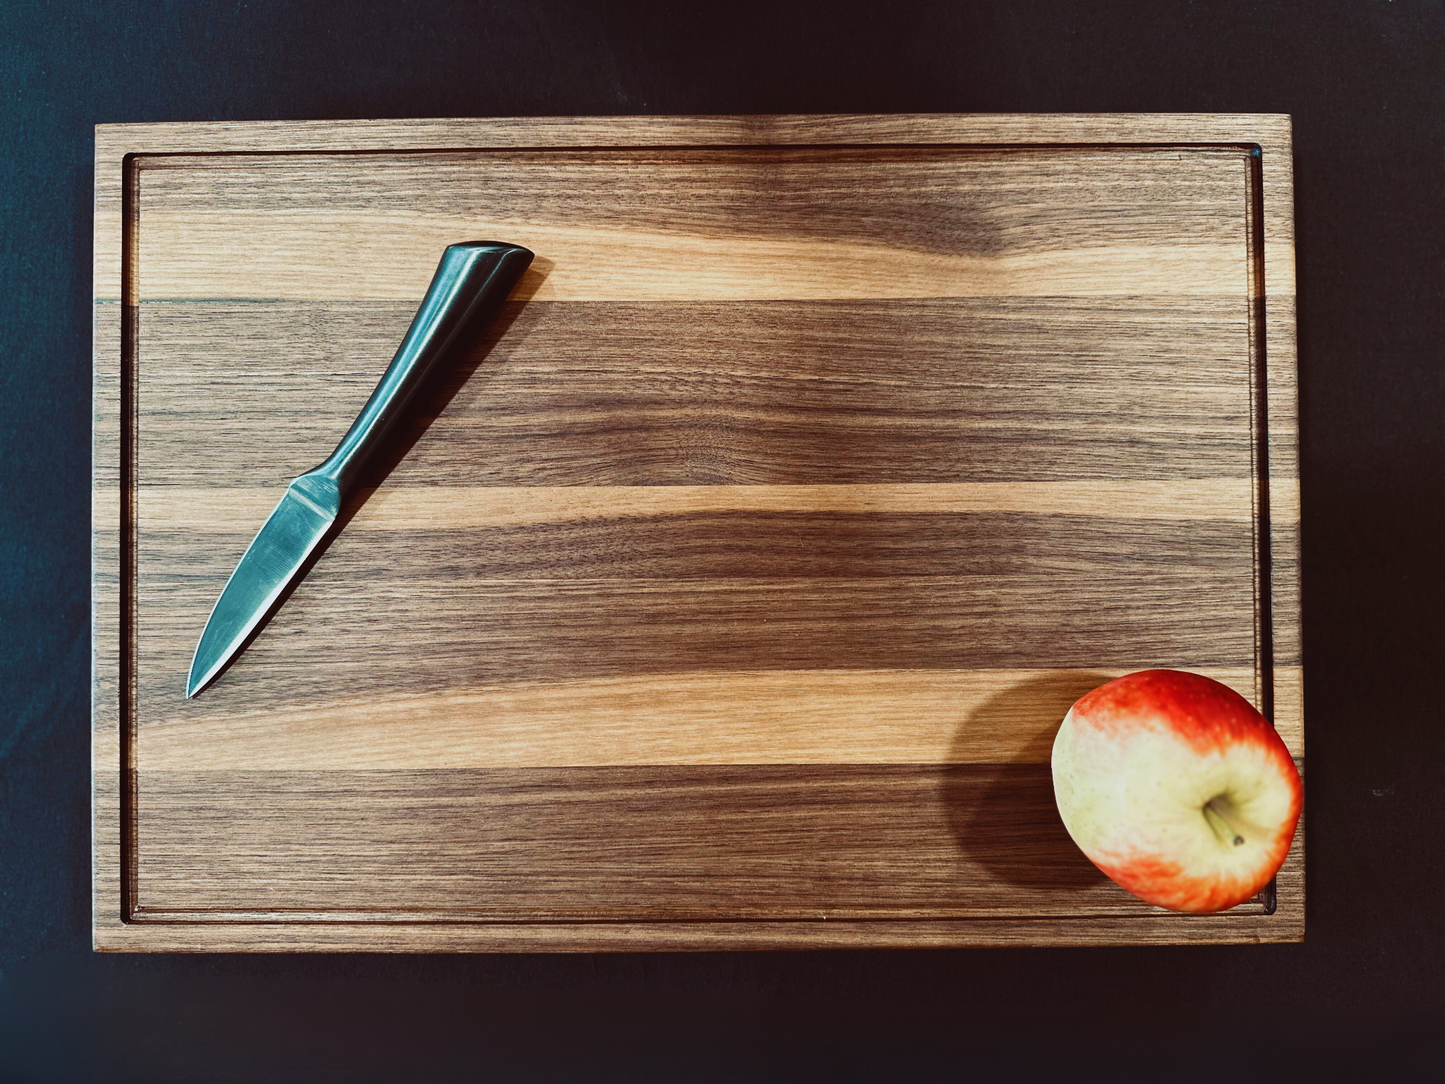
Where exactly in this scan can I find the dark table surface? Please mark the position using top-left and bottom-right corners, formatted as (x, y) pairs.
(3, 1), (1442, 1078)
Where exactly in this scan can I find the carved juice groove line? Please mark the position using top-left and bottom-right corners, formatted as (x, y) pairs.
(120, 153), (141, 923)
(1246, 146), (1275, 727)
(96, 118), (1302, 946)
(1245, 144), (1278, 915)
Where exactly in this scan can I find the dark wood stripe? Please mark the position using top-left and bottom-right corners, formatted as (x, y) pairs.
(135, 579), (1258, 711)
(136, 764), (1233, 919)
(145, 511), (1257, 581)
(135, 509), (1269, 706)
(134, 297), (1254, 487)
(136, 146), (1251, 257)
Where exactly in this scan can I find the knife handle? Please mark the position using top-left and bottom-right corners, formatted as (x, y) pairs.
(302, 241), (534, 504)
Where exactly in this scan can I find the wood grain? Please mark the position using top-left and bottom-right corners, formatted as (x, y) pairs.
(131, 517), (1266, 704)
(131, 297), (1261, 486)
(131, 764), (1289, 920)
(93, 114), (1301, 951)
(125, 148), (1253, 302)
(137, 667), (1303, 771)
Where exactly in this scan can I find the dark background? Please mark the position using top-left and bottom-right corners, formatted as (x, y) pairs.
(2, 1), (1442, 1078)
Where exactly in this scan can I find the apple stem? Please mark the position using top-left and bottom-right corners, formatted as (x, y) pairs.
(1203, 797), (1246, 847)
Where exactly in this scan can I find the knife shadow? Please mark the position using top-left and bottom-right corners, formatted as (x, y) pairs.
(187, 258), (553, 698)
(338, 256), (554, 502)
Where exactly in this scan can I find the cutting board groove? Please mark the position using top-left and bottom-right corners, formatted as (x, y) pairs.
(93, 115), (1301, 951)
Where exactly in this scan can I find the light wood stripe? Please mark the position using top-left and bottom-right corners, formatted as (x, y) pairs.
(135, 220), (1248, 302)
(135, 479), (1293, 532)
(139, 666), (1302, 771)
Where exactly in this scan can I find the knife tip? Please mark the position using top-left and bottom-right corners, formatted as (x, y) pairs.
(186, 652), (218, 699)
(186, 652), (226, 699)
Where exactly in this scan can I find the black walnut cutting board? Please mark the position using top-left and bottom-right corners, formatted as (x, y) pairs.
(92, 115), (1301, 951)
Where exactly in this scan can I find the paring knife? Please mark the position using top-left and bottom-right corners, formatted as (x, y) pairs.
(186, 241), (535, 698)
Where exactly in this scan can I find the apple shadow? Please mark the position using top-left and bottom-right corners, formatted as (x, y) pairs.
(942, 671), (1113, 891)
(185, 257), (553, 698)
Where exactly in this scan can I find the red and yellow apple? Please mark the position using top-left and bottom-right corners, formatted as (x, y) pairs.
(1051, 669), (1302, 912)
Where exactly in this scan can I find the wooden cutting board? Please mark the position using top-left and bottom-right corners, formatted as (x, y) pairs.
(92, 115), (1301, 951)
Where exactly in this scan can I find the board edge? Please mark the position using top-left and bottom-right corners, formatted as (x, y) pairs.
(92, 113), (1305, 952)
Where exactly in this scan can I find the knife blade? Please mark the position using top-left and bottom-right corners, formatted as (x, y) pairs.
(186, 241), (534, 698)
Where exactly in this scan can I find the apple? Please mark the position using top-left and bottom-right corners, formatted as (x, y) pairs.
(1051, 669), (1302, 912)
